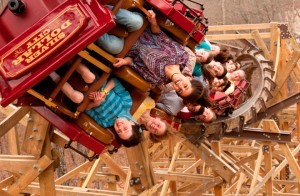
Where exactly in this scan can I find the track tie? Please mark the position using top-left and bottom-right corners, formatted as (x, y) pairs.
(258, 97), (267, 112)
(264, 77), (276, 91)
(263, 67), (275, 78)
(253, 49), (264, 56)
(263, 87), (273, 101)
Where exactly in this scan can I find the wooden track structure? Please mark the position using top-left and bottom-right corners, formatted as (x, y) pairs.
(1, 22), (300, 195)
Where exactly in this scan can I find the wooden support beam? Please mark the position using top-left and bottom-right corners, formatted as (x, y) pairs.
(261, 120), (300, 180)
(140, 183), (162, 196)
(23, 183), (124, 195)
(7, 126), (20, 155)
(297, 83), (300, 193)
(211, 141), (223, 196)
(0, 176), (15, 189)
(123, 169), (132, 196)
(183, 140), (237, 182)
(263, 142), (273, 196)
(100, 153), (127, 181)
(6, 155), (53, 195)
(190, 176), (223, 195)
(269, 22), (280, 62)
(250, 143), (264, 190)
(22, 110), (50, 157)
(55, 161), (93, 185)
(208, 23), (271, 31)
(81, 156), (102, 188)
(0, 106), (30, 138)
(206, 32), (271, 41)
(251, 30), (272, 60)
(39, 125), (56, 196)
(154, 171), (217, 184)
(160, 141), (182, 196)
(271, 49), (300, 99)
(248, 167), (276, 196)
(0, 155), (38, 175)
(126, 142), (155, 192)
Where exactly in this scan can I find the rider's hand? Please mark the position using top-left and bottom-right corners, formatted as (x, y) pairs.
(113, 58), (126, 68)
(147, 10), (157, 25)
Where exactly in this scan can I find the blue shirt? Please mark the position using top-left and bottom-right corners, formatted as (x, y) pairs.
(193, 42), (211, 77)
(85, 77), (135, 127)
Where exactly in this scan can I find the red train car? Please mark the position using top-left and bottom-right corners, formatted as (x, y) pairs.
(0, 0), (206, 158)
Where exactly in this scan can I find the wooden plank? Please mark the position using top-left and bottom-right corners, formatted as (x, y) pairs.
(263, 142), (273, 196)
(0, 106), (30, 138)
(81, 157), (102, 188)
(296, 82), (300, 193)
(190, 176), (223, 194)
(125, 142), (154, 192)
(24, 183), (124, 195)
(160, 142), (182, 196)
(250, 143), (264, 190)
(251, 30), (271, 60)
(262, 120), (300, 180)
(182, 159), (201, 173)
(55, 161), (94, 185)
(39, 131), (55, 196)
(0, 190), (10, 196)
(140, 183), (162, 196)
(0, 176), (15, 189)
(7, 126), (20, 155)
(208, 23), (271, 31)
(22, 110), (50, 157)
(183, 140), (237, 182)
(6, 155), (53, 195)
(0, 105), (29, 126)
(211, 141), (223, 196)
(154, 171), (216, 183)
(248, 167), (276, 196)
(206, 32), (271, 41)
(122, 169), (131, 196)
(0, 158), (38, 175)
(100, 153), (127, 181)
(269, 23), (280, 62)
(272, 49), (300, 98)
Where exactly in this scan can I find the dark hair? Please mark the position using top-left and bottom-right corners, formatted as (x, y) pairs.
(117, 124), (141, 148)
(202, 51), (214, 64)
(201, 64), (215, 86)
(193, 105), (205, 115)
(216, 66), (227, 79)
(214, 46), (234, 64)
(222, 81), (231, 92)
(179, 79), (211, 108)
(149, 131), (169, 143)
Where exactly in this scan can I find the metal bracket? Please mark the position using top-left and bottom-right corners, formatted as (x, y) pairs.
(263, 87), (273, 101)
(64, 140), (99, 161)
(129, 177), (141, 186)
(277, 23), (292, 39)
(258, 97), (267, 112)
(233, 116), (245, 133)
(260, 60), (274, 67)
(253, 49), (264, 56)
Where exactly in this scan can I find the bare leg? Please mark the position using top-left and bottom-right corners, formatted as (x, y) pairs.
(49, 72), (84, 104)
(76, 63), (96, 84)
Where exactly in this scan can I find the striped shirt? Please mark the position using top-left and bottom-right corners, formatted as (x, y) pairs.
(85, 78), (134, 127)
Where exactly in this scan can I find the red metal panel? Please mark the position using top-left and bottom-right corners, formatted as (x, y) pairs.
(0, 0), (115, 106)
(146, 0), (205, 42)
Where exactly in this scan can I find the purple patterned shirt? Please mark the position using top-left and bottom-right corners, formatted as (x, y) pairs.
(127, 29), (189, 87)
